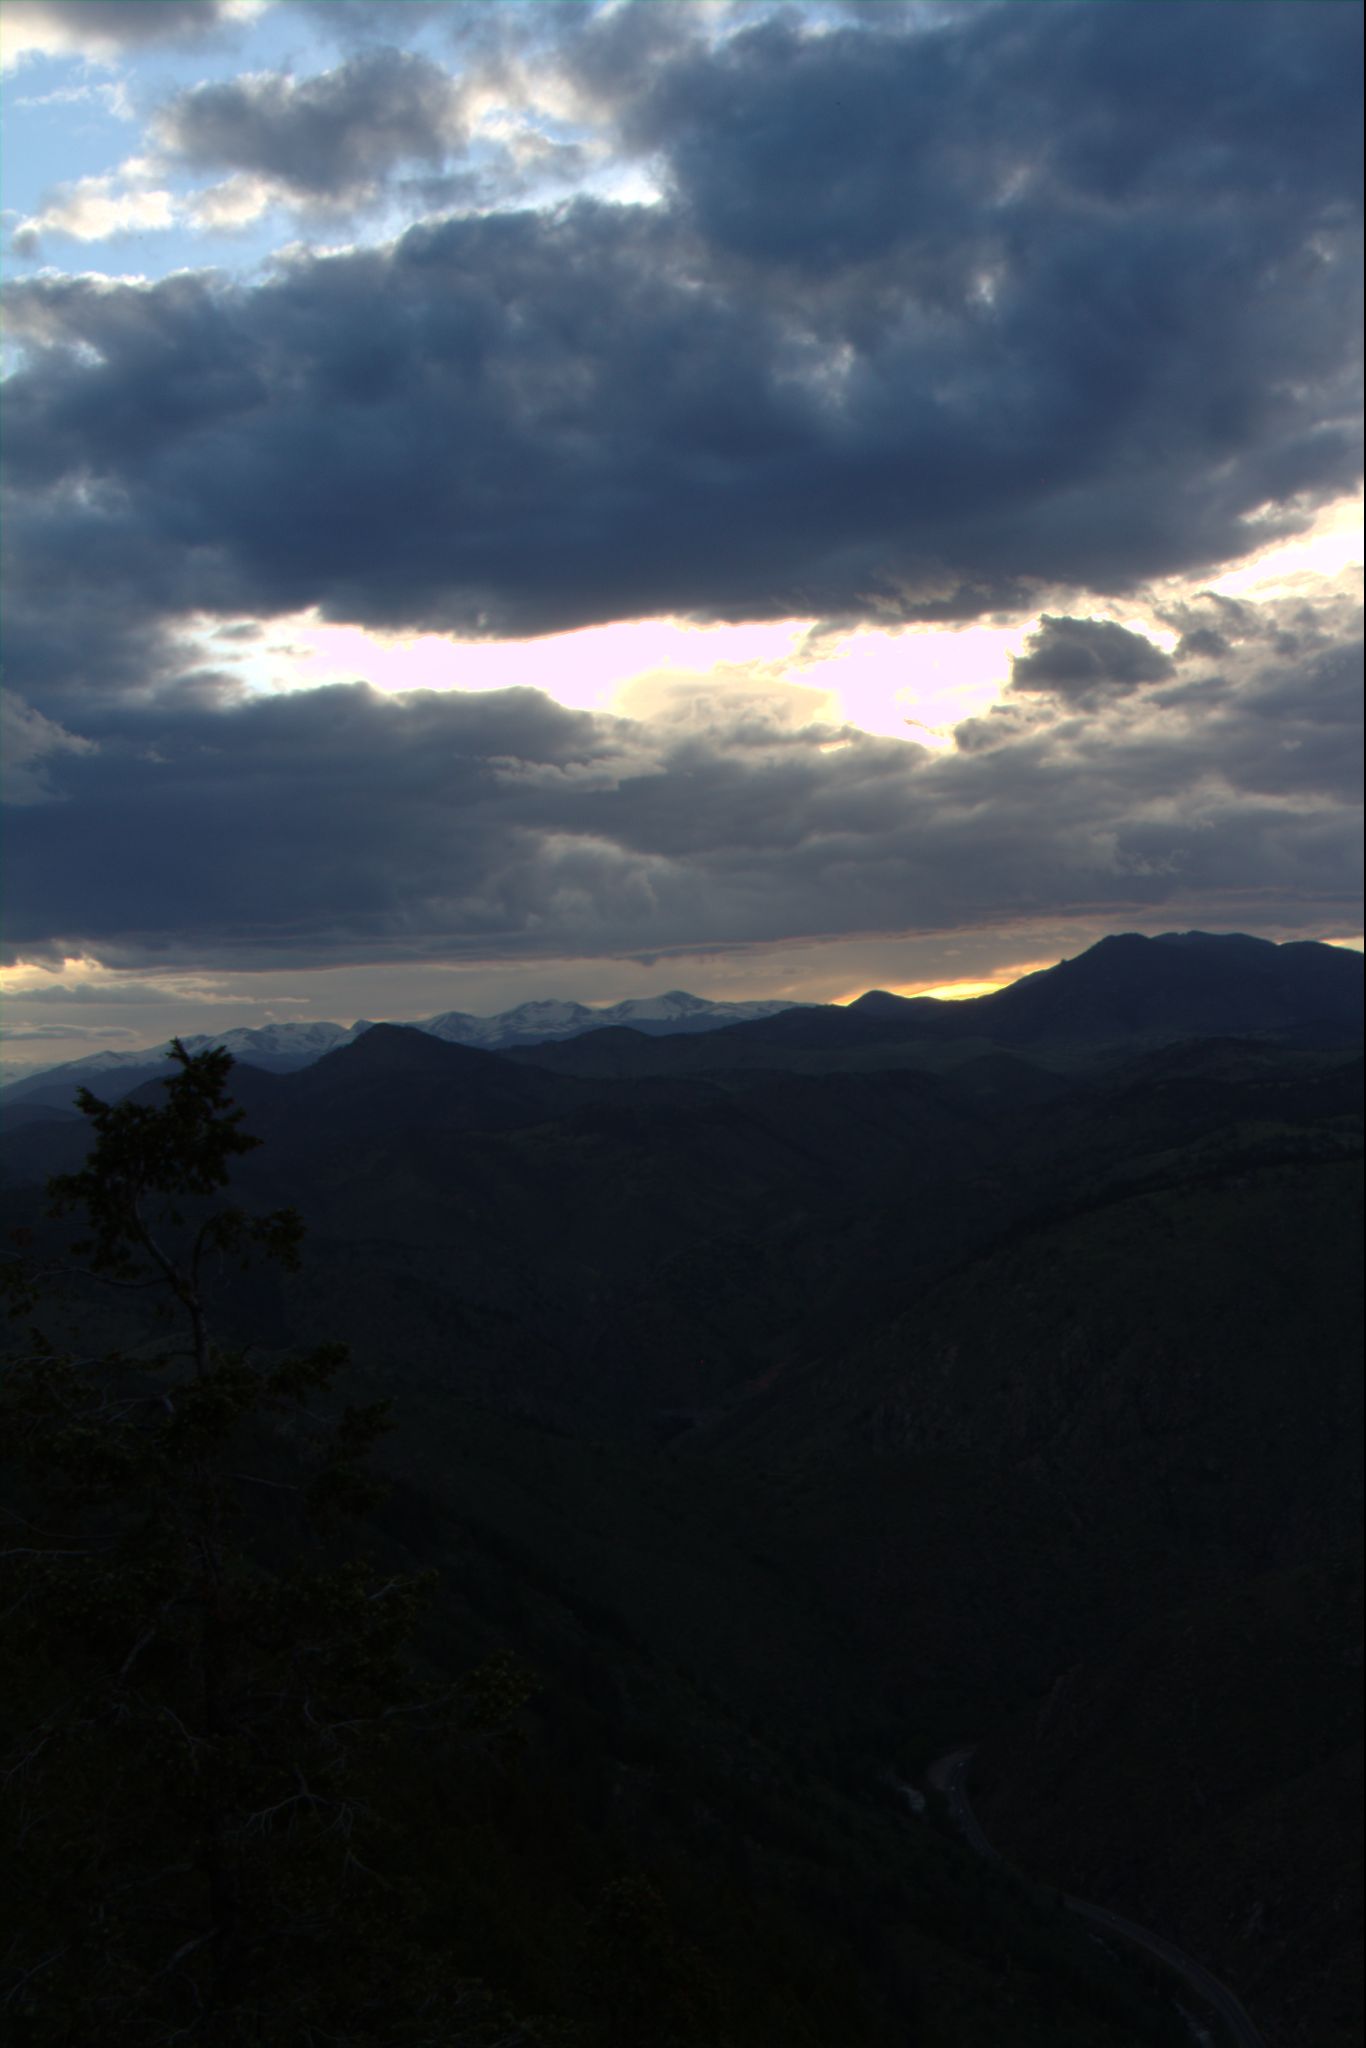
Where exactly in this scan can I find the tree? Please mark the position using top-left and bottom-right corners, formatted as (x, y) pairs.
(0, 1043), (447, 2046)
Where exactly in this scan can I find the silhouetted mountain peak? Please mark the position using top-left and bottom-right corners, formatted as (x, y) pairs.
(314, 1022), (497, 1078)
(286, 1025), (542, 1119)
(847, 990), (926, 1017)
(1152, 929), (1273, 950)
(976, 929), (1362, 1045)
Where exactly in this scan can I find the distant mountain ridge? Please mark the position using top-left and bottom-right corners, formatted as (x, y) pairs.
(0, 989), (800, 1110)
(518, 930), (1362, 1079)
(2, 933), (1359, 1115)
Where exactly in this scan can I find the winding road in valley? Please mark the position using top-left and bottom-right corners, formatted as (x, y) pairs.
(927, 1748), (1267, 2048)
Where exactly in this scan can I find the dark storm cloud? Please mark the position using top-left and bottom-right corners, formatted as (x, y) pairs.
(1010, 617), (1176, 698)
(1156, 587), (1364, 667)
(2, 1), (247, 55)
(1, 688), (94, 806)
(626, 2), (1362, 262)
(959, 595), (1364, 804)
(3, 2), (1361, 685)
(1174, 627), (1231, 663)
(152, 49), (467, 201)
(5, 586), (1360, 970)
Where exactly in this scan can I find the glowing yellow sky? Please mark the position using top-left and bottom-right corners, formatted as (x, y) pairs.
(891, 977), (1013, 1001)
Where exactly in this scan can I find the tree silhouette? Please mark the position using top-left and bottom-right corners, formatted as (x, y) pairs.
(0, 1043), (447, 2046)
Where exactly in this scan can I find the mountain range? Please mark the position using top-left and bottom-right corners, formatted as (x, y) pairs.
(0, 988), (798, 1110)
(3, 931), (1359, 1118)
(1, 927), (1360, 2047)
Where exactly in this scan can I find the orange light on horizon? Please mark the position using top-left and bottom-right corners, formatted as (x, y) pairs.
(829, 976), (1008, 1006)
(908, 978), (1009, 1001)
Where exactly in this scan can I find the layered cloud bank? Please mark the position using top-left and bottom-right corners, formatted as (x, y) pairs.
(1, 0), (1361, 1047)
(6, 584), (1360, 970)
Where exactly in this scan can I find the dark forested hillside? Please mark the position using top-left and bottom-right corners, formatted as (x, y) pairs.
(972, 1557), (1363, 2048)
(1, 934), (1360, 2045)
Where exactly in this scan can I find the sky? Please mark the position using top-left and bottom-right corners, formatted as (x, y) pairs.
(1, 0), (1361, 1071)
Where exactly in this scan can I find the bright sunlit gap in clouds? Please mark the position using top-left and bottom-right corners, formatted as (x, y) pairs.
(1194, 490), (1363, 599)
(204, 609), (1027, 744)
(188, 487), (1362, 745)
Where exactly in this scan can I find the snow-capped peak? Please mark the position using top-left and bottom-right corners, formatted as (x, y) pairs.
(1, 992), (801, 1105)
(178, 1021), (367, 1063)
(418, 1000), (596, 1048)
